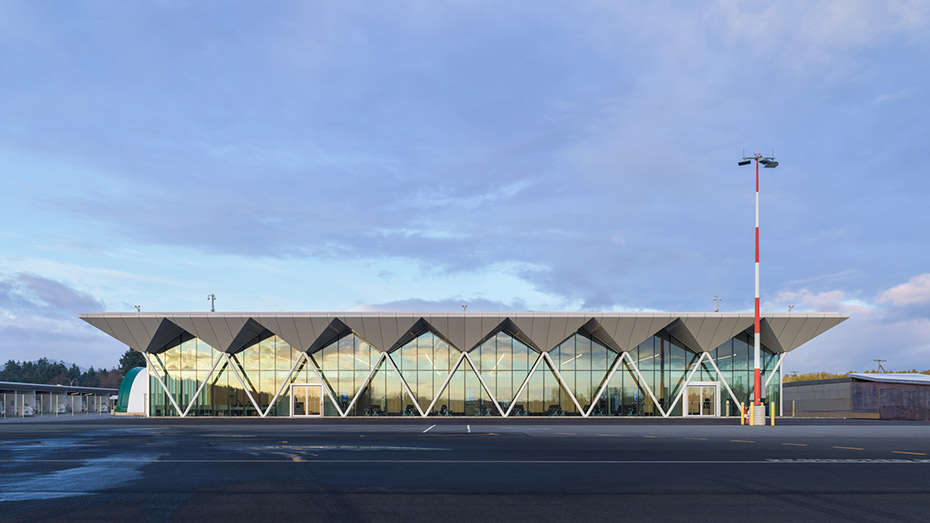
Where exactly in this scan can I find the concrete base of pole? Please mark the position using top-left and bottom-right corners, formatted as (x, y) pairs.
(749, 405), (766, 426)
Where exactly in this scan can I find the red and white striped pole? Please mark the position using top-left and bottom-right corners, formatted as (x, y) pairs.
(740, 152), (777, 413)
(753, 156), (762, 407)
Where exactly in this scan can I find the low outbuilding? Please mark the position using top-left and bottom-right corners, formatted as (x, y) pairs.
(784, 373), (930, 420)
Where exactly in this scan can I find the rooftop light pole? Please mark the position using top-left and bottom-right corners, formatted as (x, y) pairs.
(738, 152), (778, 410)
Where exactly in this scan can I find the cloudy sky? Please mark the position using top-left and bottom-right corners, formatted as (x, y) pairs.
(1, 1), (928, 373)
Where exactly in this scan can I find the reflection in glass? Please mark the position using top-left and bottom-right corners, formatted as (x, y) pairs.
(143, 325), (784, 419)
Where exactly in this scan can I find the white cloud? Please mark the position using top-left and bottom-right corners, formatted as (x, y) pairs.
(777, 272), (930, 372)
(874, 88), (913, 103)
(714, 0), (928, 78)
(764, 288), (872, 315)
(878, 273), (930, 305)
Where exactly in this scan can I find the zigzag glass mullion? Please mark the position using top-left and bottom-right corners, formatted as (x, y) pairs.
(542, 352), (585, 415)
(622, 351), (668, 417)
(181, 351), (225, 417)
(144, 353), (183, 416)
(341, 352), (386, 417)
(703, 352), (741, 414)
(385, 352), (424, 416)
(463, 352), (505, 416)
(224, 353), (265, 417)
(584, 350), (624, 417)
(504, 352), (543, 416)
(151, 352), (185, 416)
(305, 351), (346, 417)
(425, 351), (466, 416)
(764, 353), (785, 388)
(261, 351), (310, 417)
(663, 352), (707, 416)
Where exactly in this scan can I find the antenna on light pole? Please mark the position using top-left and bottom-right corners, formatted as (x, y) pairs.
(461, 304), (468, 313)
(207, 294), (216, 313)
(873, 359), (887, 373)
(134, 305), (141, 312)
(788, 305), (794, 313)
(713, 295), (722, 313)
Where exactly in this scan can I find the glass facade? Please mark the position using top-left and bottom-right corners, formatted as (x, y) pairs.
(146, 326), (783, 418)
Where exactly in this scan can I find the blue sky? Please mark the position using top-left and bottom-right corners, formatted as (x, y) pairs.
(1, 1), (928, 373)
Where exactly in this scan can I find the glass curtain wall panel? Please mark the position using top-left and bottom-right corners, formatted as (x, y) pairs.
(351, 354), (407, 416)
(709, 333), (781, 415)
(549, 333), (618, 416)
(432, 355), (498, 416)
(148, 333), (309, 417)
(512, 353), (578, 416)
(148, 333), (214, 416)
(391, 332), (456, 415)
(472, 332), (539, 415)
(622, 332), (700, 416)
(310, 334), (380, 416)
(220, 334), (307, 416)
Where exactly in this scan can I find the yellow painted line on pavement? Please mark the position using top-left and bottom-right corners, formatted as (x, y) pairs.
(781, 443), (807, 446)
(892, 451), (926, 456)
(833, 446), (864, 451)
(731, 440), (755, 444)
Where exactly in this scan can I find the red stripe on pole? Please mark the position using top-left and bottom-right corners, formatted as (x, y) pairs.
(755, 228), (759, 262)
(754, 297), (760, 332)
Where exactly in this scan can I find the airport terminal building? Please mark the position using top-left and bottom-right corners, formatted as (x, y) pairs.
(81, 312), (846, 418)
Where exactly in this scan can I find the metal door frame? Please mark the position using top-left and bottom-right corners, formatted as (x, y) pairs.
(684, 381), (719, 417)
(291, 383), (323, 417)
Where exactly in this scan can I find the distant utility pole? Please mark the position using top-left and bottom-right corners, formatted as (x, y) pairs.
(874, 359), (887, 373)
(207, 294), (216, 313)
(461, 304), (468, 313)
(788, 305), (794, 313)
(134, 305), (141, 312)
(713, 295), (722, 312)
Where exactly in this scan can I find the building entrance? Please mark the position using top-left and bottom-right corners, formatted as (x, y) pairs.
(291, 384), (323, 417)
(685, 383), (718, 416)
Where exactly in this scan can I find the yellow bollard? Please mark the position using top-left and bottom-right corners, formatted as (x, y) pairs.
(771, 399), (776, 426)
(740, 402), (746, 425)
(749, 403), (755, 426)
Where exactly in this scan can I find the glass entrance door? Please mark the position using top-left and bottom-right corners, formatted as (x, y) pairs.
(685, 383), (718, 416)
(291, 384), (323, 417)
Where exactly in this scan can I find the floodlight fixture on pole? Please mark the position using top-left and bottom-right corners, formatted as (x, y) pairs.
(738, 152), (778, 408)
(207, 294), (216, 313)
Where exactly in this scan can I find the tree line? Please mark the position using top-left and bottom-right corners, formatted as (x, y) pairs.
(783, 368), (930, 382)
(0, 350), (146, 389)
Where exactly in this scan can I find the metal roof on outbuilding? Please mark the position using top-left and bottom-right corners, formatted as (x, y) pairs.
(0, 381), (117, 395)
(848, 373), (930, 386)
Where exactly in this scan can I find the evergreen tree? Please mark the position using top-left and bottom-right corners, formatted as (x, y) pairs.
(118, 349), (146, 373)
